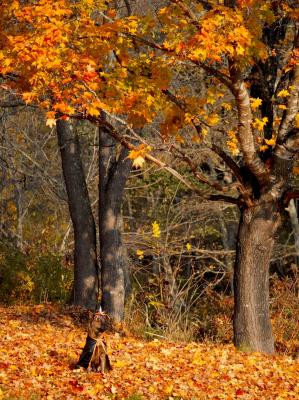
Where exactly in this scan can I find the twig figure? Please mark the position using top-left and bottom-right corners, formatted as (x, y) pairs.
(75, 311), (112, 372)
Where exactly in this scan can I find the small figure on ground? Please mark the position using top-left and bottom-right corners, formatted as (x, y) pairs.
(75, 310), (112, 372)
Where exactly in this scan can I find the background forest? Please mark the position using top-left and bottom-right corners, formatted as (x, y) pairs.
(0, 106), (298, 354)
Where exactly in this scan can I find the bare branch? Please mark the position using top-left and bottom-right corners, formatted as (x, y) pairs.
(169, 0), (201, 28)
(277, 63), (299, 143)
(96, 116), (240, 205)
(170, 144), (228, 192)
(211, 144), (243, 184)
(123, 0), (132, 16)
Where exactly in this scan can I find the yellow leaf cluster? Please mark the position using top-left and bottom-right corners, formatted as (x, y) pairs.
(265, 136), (276, 147)
(259, 144), (269, 152)
(222, 102), (232, 111)
(252, 117), (268, 131)
(277, 89), (290, 98)
(259, 135), (276, 152)
(250, 97), (262, 111)
(206, 113), (219, 126)
(226, 130), (239, 156)
(136, 249), (144, 260)
(152, 221), (161, 238)
(128, 144), (152, 169)
(46, 118), (56, 128)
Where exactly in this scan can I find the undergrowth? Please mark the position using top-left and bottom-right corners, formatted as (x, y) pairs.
(125, 273), (299, 357)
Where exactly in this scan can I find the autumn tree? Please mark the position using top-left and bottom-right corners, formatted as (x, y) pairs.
(101, 0), (299, 352)
(0, 0), (137, 312)
(124, 0), (298, 353)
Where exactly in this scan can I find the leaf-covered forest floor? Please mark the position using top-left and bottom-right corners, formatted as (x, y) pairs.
(0, 305), (298, 400)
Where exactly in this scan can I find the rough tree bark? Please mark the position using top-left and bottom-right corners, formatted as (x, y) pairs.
(233, 121), (299, 353)
(99, 124), (132, 321)
(233, 201), (280, 353)
(57, 119), (99, 309)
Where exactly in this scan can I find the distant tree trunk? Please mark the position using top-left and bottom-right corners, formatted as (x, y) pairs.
(219, 214), (236, 294)
(233, 200), (281, 354)
(286, 199), (299, 262)
(99, 125), (132, 321)
(15, 183), (24, 251)
(57, 119), (99, 309)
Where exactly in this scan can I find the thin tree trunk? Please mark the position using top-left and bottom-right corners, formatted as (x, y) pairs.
(219, 214), (235, 294)
(15, 184), (23, 251)
(286, 199), (299, 261)
(233, 201), (281, 354)
(57, 119), (99, 309)
(99, 125), (131, 321)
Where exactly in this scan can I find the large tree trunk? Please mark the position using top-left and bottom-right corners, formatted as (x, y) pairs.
(99, 125), (131, 321)
(233, 201), (281, 354)
(57, 119), (99, 309)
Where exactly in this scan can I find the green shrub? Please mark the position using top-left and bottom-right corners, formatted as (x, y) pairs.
(0, 241), (72, 304)
(32, 253), (73, 302)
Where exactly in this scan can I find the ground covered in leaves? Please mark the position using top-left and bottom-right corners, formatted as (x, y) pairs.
(0, 305), (298, 399)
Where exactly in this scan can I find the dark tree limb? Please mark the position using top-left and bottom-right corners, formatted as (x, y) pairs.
(194, 0), (213, 10)
(210, 144), (244, 185)
(210, 144), (253, 206)
(283, 190), (299, 205)
(170, 144), (228, 192)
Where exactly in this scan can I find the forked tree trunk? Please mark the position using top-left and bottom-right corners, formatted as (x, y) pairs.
(99, 126), (131, 321)
(57, 119), (99, 309)
(233, 200), (281, 353)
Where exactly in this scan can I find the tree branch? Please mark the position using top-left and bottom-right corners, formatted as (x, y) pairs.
(210, 143), (253, 206)
(123, 0), (132, 16)
(96, 116), (240, 205)
(230, 67), (268, 186)
(170, 144), (228, 192)
(194, 0), (213, 10)
(277, 62), (299, 143)
(211, 144), (243, 184)
(121, 32), (233, 89)
(169, 0), (201, 28)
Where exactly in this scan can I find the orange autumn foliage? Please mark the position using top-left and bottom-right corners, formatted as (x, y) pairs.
(0, 304), (298, 399)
